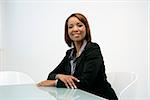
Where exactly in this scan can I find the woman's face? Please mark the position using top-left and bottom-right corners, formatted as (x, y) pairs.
(67, 17), (86, 43)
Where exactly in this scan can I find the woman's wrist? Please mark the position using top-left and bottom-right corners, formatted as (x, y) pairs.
(55, 79), (58, 86)
(55, 74), (62, 79)
(55, 74), (59, 79)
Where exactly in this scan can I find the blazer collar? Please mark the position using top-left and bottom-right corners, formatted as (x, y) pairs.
(70, 40), (87, 58)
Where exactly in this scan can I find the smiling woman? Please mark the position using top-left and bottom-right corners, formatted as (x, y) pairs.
(37, 13), (118, 100)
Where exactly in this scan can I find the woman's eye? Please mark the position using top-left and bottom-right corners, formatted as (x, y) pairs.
(78, 24), (83, 27)
(68, 26), (73, 29)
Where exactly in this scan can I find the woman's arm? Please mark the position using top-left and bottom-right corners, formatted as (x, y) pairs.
(38, 49), (79, 88)
(47, 50), (70, 80)
(37, 55), (68, 87)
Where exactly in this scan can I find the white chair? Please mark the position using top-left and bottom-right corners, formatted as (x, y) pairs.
(107, 72), (137, 99)
(0, 71), (35, 86)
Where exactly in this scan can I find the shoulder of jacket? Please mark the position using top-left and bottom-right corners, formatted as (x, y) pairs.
(66, 48), (73, 55)
(84, 42), (102, 58)
(85, 42), (100, 50)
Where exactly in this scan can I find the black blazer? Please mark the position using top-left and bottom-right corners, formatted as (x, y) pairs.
(47, 42), (118, 99)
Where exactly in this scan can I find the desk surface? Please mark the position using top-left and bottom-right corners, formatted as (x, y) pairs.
(0, 84), (107, 100)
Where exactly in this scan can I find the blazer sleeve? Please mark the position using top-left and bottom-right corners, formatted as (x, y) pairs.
(76, 43), (106, 90)
(47, 50), (70, 80)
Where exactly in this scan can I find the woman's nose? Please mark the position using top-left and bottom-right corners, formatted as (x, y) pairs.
(73, 26), (78, 32)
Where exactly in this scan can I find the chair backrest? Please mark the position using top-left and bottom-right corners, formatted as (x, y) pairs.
(0, 71), (35, 86)
(107, 72), (137, 98)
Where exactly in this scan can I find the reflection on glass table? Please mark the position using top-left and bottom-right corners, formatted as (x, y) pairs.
(38, 86), (107, 100)
(0, 84), (107, 100)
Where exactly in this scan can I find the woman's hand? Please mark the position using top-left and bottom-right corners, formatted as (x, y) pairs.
(56, 74), (80, 89)
(37, 80), (55, 87)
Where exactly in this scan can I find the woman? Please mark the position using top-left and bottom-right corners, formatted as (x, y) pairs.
(37, 13), (118, 99)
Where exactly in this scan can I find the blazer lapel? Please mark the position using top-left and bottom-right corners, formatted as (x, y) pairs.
(73, 51), (85, 75)
(75, 42), (90, 68)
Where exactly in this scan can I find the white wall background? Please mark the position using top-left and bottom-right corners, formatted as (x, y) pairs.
(0, 0), (149, 99)
(0, 0), (5, 69)
(0, 0), (3, 68)
(0, 1), (2, 49)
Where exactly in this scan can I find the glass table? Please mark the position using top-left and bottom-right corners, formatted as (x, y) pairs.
(0, 84), (107, 100)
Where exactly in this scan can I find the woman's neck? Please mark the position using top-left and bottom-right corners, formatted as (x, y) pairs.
(74, 41), (83, 57)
